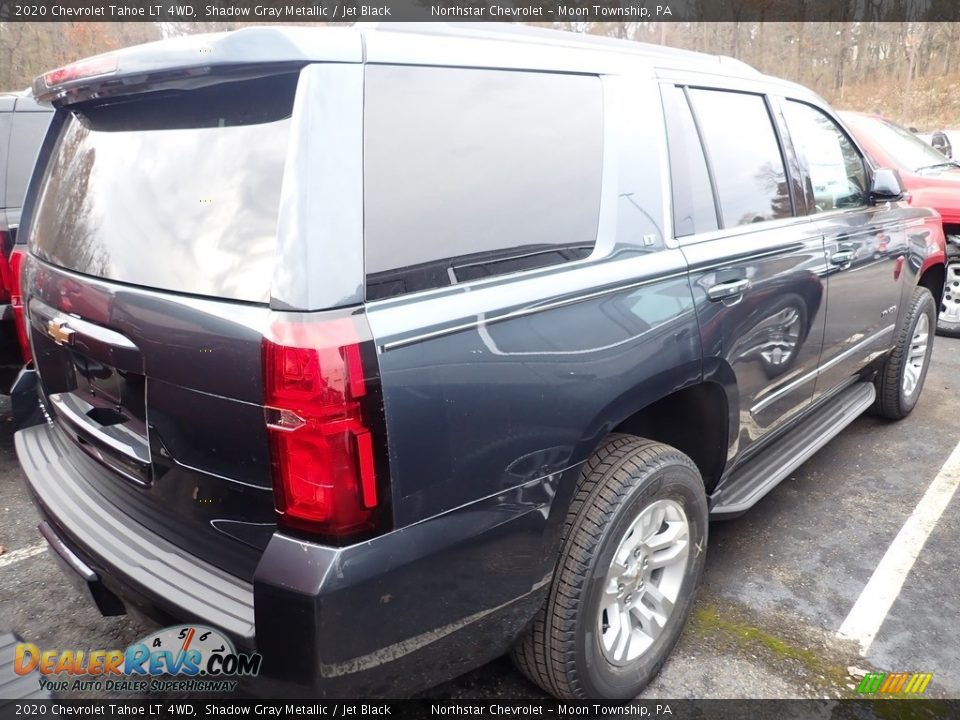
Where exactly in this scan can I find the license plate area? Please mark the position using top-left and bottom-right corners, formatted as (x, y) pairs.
(28, 297), (151, 486)
(49, 391), (152, 486)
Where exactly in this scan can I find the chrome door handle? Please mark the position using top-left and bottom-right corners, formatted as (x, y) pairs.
(706, 278), (750, 301)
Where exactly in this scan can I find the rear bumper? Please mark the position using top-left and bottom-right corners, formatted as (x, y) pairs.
(16, 422), (257, 645)
(16, 421), (554, 697)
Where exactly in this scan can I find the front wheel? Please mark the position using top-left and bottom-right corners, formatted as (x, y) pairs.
(874, 286), (936, 420)
(511, 435), (708, 699)
(937, 260), (960, 337)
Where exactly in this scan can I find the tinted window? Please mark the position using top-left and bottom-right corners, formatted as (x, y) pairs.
(661, 85), (718, 237)
(785, 102), (867, 213)
(364, 66), (603, 300)
(688, 89), (792, 228)
(6, 110), (52, 208)
(28, 74), (296, 303)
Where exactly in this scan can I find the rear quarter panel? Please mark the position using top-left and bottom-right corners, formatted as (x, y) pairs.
(366, 251), (701, 609)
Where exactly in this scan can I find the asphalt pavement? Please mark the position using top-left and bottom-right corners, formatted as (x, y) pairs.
(2, 337), (959, 700)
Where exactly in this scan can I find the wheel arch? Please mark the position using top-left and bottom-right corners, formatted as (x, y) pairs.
(918, 261), (945, 309)
(571, 378), (732, 496)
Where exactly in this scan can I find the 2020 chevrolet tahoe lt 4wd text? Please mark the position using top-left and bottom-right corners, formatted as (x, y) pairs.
(14, 25), (945, 699)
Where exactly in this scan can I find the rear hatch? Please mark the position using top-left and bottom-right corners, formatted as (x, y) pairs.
(22, 72), (297, 581)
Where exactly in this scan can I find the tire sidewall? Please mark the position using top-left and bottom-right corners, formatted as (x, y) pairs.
(898, 290), (936, 414)
(574, 461), (708, 699)
(937, 316), (960, 338)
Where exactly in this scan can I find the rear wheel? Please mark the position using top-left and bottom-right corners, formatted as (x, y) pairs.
(511, 435), (707, 699)
(874, 286), (936, 420)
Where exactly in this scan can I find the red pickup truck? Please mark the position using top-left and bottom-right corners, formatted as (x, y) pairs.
(841, 111), (960, 336)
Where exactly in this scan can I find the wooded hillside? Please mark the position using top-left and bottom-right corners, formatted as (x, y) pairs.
(1, 21), (957, 128)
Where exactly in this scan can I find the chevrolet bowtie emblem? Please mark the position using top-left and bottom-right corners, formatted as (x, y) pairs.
(47, 318), (75, 346)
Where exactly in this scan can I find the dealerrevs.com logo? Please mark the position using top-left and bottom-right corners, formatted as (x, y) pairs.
(14, 625), (262, 693)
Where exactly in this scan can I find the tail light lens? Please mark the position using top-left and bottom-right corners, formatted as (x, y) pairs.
(8, 248), (31, 364)
(263, 313), (389, 542)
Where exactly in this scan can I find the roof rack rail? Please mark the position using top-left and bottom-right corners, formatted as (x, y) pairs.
(361, 22), (760, 75)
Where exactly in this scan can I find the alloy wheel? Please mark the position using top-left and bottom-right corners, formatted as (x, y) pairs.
(598, 499), (690, 665)
(903, 312), (930, 398)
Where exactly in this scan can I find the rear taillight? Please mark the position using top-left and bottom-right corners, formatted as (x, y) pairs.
(8, 248), (31, 364)
(263, 313), (389, 542)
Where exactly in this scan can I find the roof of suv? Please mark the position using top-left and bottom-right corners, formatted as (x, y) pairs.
(375, 22), (758, 70)
(35, 23), (793, 105)
(0, 90), (50, 113)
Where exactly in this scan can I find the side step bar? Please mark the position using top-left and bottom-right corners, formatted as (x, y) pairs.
(710, 381), (876, 520)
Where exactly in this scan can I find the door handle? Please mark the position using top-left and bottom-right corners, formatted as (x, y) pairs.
(706, 278), (750, 301)
(830, 250), (855, 266)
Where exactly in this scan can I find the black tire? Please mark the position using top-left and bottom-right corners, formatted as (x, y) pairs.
(937, 259), (960, 338)
(511, 435), (708, 699)
(937, 317), (960, 338)
(874, 286), (936, 420)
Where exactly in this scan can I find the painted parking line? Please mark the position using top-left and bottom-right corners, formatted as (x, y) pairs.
(837, 438), (960, 655)
(0, 543), (46, 570)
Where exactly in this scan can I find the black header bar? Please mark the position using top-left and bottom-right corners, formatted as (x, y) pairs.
(0, 699), (957, 719)
(1, 0), (960, 22)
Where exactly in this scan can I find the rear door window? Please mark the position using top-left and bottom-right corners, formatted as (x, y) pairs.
(687, 89), (793, 228)
(28, 74), (297, 304)
(661, 84), (719, 237)
(364, 66), (604, 301)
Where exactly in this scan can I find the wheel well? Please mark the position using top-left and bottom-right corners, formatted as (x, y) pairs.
(919, 262), (945, 307)
(943, 223), (960, 242)
(612, 382), (728, 492)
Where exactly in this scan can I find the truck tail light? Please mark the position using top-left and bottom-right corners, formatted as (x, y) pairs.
(262, 313), (390, 542)
(9, 248), (32, 364)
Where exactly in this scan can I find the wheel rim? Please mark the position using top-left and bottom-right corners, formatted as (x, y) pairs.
(903, 312), (930, 398)
(940, 262), (960, 325)
(598, 499), (690, 666)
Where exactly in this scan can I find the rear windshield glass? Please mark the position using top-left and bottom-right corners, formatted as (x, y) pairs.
(28, 74), (297, 303)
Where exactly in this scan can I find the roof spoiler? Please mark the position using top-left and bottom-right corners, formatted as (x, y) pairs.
(33, 27), (362, 106)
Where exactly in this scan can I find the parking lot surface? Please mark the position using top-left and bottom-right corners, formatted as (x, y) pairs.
(2, 338), (959, 700)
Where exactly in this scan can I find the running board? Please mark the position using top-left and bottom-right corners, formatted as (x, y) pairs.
(709, 381), (876, 520)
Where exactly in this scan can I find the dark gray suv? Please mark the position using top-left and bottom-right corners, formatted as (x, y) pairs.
(15, 25), (945, 699)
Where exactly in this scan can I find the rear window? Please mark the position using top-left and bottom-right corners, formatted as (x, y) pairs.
(28, 74), (297, 303)
(364, 66), (603, 301)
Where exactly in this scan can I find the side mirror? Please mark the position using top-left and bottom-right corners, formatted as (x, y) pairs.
(870, 168), (905, 204)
